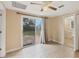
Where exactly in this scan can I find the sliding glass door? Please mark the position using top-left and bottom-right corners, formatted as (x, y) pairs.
(23, 17), (35, 47)
(22, 16), (45, 47)
(35, 19), (45, 44)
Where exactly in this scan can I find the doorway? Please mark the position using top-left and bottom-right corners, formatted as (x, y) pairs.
(64, 16), (75, 48)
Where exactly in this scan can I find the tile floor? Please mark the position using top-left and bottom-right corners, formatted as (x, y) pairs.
(6, 44), (79, 58)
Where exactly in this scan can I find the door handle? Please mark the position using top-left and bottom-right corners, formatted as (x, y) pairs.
(0, 48), (2, 51)
(0, 14), (2, 16)
(0, 31), (2, 33)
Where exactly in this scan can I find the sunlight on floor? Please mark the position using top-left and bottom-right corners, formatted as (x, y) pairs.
(6, 44), (79, 58)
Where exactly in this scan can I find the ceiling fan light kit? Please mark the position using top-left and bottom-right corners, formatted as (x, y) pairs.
(30, 1), (64, 12)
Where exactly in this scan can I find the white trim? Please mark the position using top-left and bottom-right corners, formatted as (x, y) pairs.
(6, 47), (21, 53)
(63, 15), (76, 51)
(21, 15), (23, 48)
(3, 7), (6, 57)
(74, 14), (79, 51)
(61, 18), (65, 45)
(0, 2), (6, 57)
(73, 14), (77, 51)
(53, 39), (59, 43)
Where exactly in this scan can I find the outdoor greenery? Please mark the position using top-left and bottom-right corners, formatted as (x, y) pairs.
(23, 18), (35, 35)
(23, 31), (35, 35)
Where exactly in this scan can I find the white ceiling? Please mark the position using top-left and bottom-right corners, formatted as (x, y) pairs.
(3, 1), (79, 17)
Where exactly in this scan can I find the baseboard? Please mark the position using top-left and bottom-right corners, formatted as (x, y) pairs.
(52, 40), (59, 43)
(6, 47), (22, 53)
(58, 41), (63, 45)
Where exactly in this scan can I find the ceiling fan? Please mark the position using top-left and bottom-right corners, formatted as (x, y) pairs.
(30, 1), (64, 11)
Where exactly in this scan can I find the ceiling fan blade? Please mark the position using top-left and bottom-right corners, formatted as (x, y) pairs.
(30, 2), (42, 5)
(58, 5), (64, 8)
(48, 6), (57, 11)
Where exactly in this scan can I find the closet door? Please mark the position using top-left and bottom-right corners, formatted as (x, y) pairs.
(64, 16), (74, 48)
(0, 2), (6, 57)
(0, 11), (3, 53)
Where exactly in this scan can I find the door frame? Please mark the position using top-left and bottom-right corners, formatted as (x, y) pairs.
(0, 2), (6, 57)
(63, 14), (76, 51)
(21, 15), (36, 47)
(74, 13), (79, 51)
(21, 15), (37, 48)
(21, 15), (45, 47)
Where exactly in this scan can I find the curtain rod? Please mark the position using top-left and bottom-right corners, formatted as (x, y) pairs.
(16, 12), (48, 19)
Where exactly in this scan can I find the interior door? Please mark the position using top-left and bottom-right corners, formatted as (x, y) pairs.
(64, 16), (74, 48)
(0, 10), (5, 57)
(0, 11), (3, 52)
(0, 2), (6, 57)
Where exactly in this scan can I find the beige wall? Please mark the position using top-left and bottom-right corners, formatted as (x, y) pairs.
(6, 9), (76, 52)
(46, 14), (75, 44)
(46, 17), (59, 42)
(45, 12), (79, 50)
(5, 8), (79, 51)
(6, 9), (22, 52)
